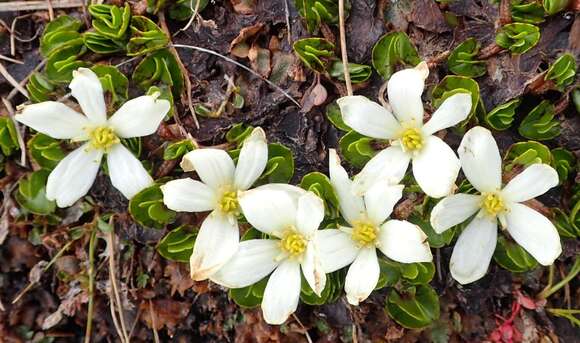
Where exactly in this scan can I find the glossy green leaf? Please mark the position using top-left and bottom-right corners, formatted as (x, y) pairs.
(518, 100), (560, 140)
(484, 98), (520, 130)
(163, 139), (196, 160)
(293, 38), (335, 73)
(129, 183), (176, 229)
(325, 102), (351, 131)
(447, 38), (486, 77)
(408, 212), (454, 248)
(0, 117), (20, 157)
(91, 65), (129, 107)
(15, 170), (56, 215)
(294, 0), (350, 33)
(372, 32), (421, 80)
(168, 0), (209, 21)
(543, 0), (570, 15)
(511, 1), (545, 24)
(258, 143), (294, 183)
(493, 235), (538, 273)
(545, 53), (577, 89)
(45, 44), (88, 83)
(432, 75), (482, 129)
(157, 225), (197, 262)
(40, 15), (83, 58)
(229, 277), (268, 308)
(83, 31), (126, 54)
(300, 172), (340, 217)
(504, 140), (552, 171)
(573, 87), (580, 113)
(329, 61), (372, 83)
(551, 148), (576, 183)
(386, 285), (440, 329)
(27, 133), (65, 170)
(26, 73), (56, 103)
(127, 16), (169, 56)
(338, 130), (378, 168)
(495, 23), (540, 55)
(301, 269), (345, 305)
(226, 123), (254, 145)
(132, 49), (184, 97)
(89, 3), (131, 39)
(375, 258), (401, 290)
(552, 208), (579, 239)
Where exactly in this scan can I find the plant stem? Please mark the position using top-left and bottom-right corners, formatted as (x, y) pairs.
(546, 308), (580, 327)
(539, 256), (580, 299)
(338, 0), (352, 96)
(84, 228), (97, 343)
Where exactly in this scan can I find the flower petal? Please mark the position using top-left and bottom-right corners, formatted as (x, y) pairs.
(295, 191), (325, 237)
(108, 95), (170, 138)
(329, 149), (365, 225)
(211, 239), (280, 288)
(387, 62), (428, 124)
(180, 149), (235, 190)
(69, 68), (107, 124)
(351, 146), (410, 196)
(106, 143), (153, 199)
(189, 211), (239, 281)
(161, 178), (217, 212)
(458, 126), (502, 193)
(378, 220), (432, 263)
(430, 194), (481, 233)
(15, 102), (89, 139)
(46, 144), (102, 207)
(501, 164), (559, 203)
(412, 135), (460, 198)
(344, 247), (380, 305)
(364, 182), (404, 225)
(238, 187), (297, 237)
(422, 93), (472, 135)
(315, 229), (359, 273)
(301, 242), (327, 296)
(337, 95), (401, 139)
(449, 216), (497, 284)
(505, 203), (561, 265)
(261, 260), (301, 325)
(234, 127), (268, 190)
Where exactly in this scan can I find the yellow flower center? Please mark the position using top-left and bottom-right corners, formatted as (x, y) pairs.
(218, 190), (239, 215)
(280, 228), (307, 257)
(481, 192), (505, 217)
(352, 221), (378, 247)
(400, 127), (424, 152)
(88, 126), (119, 151)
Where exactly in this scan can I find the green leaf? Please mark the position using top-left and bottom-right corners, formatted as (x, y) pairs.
(226, 123), (254, 145)
(300, 172), (340, 217)
(493, 235), (538, 273)
(157, 225), (197, 262)
(432, 75), (482, 130)
(89, 3), (131, 39)
(132, 49), (184, 97)
(495, 23), (540, 55)
(26, 73), (56, 103)
(129, 183), (176, 229)
(163, 139), (196, 160)
(40, 15), (83, 58)
(127, 16), (169, 56)
(511, 1), (545, 24)
(293, 38), (335, 73)
(258, 143), (294, 183)
(294, 0), (350, 33)
(553, 207), (580, 239)
(168, 0), (209, 21)
(375, 258), (401, 290)
(338, 131), (379, 168)
(386, 285), (440, 329)
(329, 61), (372, 83)
(45, 44), (88, 83)
(371, 32), (421, 80)
(0, 117), (19, 157)
(15, 170), (56, 215)
(573, 87), (580, 114)
(543, 0), (570, 15)
(83, 31), (126, 54)
(551, 148), (576, 183)
(91, 65), (129, 107)
(518, 100), (560, 140)
(300, 269), (345, 305)
(447, 38), (486, 77)
(504, 140), (552, 171)
(408, 212), (454, 248)
(545, 53), (577, 89)
(484, 98), (520, 130)
(27, 133), (65, 170)
(229, 277), (268, 308)
(325, 102), (351, 131)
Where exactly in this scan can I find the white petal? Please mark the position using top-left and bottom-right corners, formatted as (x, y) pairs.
(505, 203), (561, 265)
(211, 239), (280, 288)
(189, 211), (239, 281)
(351, 146), (410, 196)
(261, 260), (301, 325)
(430, 194), (481, 233)
(234, 127), (268, 190)
(238, 187), (297, 237)
(387, 64), (427, 124)
(501, 164), (559, 203)
(422, 93), (472, 135)
(328, 149), (365, 225)
(16, 102), (89, 139)
(301, 242), (327, 296)
(108, 95), (170, 138)
(412, 135), (460, 198)
(344, 247), (380, 305)
(252, 183), (307, 200)
(160, 178), (217, 212)
(69, 68), (107, 124)
(458, 126), (502, 193)
(106, 143), (153, 199)
(337, 95), (402, 139)
(46, 144), (102, 207)
(180, 149), (235, 190)
(315, 229), (359, 273)
(378, 220), (432, 263)
(450, 216), (497, 284)
(295, 191), (325, 237)
(364, 182), (404, 225)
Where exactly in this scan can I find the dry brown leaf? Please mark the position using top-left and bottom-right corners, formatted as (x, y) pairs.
(229, 23), (264, 58)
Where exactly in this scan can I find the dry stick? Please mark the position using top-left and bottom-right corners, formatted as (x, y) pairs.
(84, 229), (97, 343)
(7, 59), (46, 101)
(284, 0), (292, 45)
(0, 62), (28, 98)
(172, 44), (302, 108)
(10, 14), (32, 57)
(149, 300), (160, 343)
(108, 292), (126, 343)
(0, 55), (23, 64)
(0, 0), (85, 12)
(338, 0), (352, 96)
(107, 227), (130, 343)
(1, 97), (27, 166)
(176, 0), (202, 35)
(46, 0), (54, 20)
(292, 314), (313, 343)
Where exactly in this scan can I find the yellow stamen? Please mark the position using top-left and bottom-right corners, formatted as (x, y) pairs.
(218, 190), (239, 215)
(352, 221), (378, 247)
(400, 127), (424, 152)
(481, 192), (505, 217)
(280, 228), (307, 257)
(88, 126), (119, 151)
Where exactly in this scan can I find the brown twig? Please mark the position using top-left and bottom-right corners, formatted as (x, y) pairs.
(106, 221), (130, 343)
(338, 0), (352, 96)
(499, 0), (512, 26)
(427, 50), (451, 69)
(0, 54), (23, 64)
(478, 43), (504, 59)
(46, 0), (54, 20)
(0, 62), (28, 98)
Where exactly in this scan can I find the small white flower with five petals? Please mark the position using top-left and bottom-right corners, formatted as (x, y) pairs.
(15, 68), (170, 207)
(430, 126), (562, 284)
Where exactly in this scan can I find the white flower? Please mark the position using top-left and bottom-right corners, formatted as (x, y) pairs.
(337, 62), (472, 198)
(161, 127), (268, 281)
(211, 184), (326, 325)
(315, 149), (432, 305)
(15, 68), (170, 207)
(430, 126), (562, 284)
